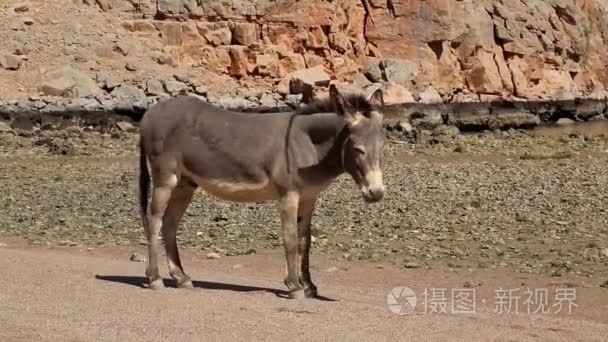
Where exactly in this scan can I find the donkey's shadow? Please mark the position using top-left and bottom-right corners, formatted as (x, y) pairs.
(94, 275), (337, 301)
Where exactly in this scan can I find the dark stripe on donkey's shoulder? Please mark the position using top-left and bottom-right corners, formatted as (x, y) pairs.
(295, 93), (373, 115)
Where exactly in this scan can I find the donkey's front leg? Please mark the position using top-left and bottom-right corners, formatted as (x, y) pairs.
(297, 198), (318, 298)
(161, 179), (196, 289)
(279, 191), (305, 299)
(145, 174), (177, 290)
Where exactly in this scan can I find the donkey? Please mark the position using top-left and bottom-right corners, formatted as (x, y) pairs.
(138, 84), (387, 299)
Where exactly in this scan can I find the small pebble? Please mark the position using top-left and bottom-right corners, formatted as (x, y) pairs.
(404, 261), (422, 269)
(125, 61), (137, 71)
(129, 252), (147, 263)
(206, 252), (221, 259)
(463, 280), (483, 288)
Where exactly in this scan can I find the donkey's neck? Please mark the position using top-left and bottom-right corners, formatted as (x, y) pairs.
(293, 112), (348, 179)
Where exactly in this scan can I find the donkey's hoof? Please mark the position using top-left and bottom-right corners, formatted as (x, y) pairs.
(149, 279), (165, 291)
(288, 289), (307, 300)
(304, 287), (318, 298)
(177, 279), (194, 289)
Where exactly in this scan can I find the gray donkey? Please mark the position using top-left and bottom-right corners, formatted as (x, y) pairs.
(138, 84), (387, 299)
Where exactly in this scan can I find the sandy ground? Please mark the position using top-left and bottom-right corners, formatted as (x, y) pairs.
(0, 238), (607, 342)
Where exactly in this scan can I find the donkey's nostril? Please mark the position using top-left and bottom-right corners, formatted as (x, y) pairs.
(363, 186), (384, 202)
(370, 188), (384, 201)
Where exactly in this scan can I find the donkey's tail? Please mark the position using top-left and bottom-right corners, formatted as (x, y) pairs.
(138, 140), (150, 226)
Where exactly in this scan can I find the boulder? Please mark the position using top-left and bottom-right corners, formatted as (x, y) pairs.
(146, 79), (165, 96)
(125, 60), (138, 71)
(164, 80), (189, 95)
(0, 53), (22, 70)
(287, 65), (331, 102)
(278, 53), (307, 77)
(364, 58), (417, 87)
(227, 46), (253, 77)
(215, 96), (257, 110)
(351, 73), (372, 88)
(114, 40), (133, 56)
(417, 86), (443, 104)
(194, 85), (208, 95)
(258, 93), (278, 110)
(364, 60), (384, 83)
(39, 67), (100, 98)
(410, 107), (445, 130)
(288, 66), (331, 91)
(382, 58), (418, 86)
(99, 75), (121, 91)
(382, 82), (414, 104)
(233, 23), (257, 46)
(117, 121), (136, 132)
(254, 54), (279, 78)
(303, 53), (324, 68)
(204, 27), (232, 46)
(156, 22), (182, 46)
(306, 26), (329, 49)
(111, 85), (148, 112)
(158, 0), (183, 16)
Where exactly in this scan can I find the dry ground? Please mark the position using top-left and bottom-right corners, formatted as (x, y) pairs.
(1, 238), (608, 342)
(1, 122), (608, 340)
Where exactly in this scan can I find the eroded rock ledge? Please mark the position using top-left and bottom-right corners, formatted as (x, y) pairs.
(1, 95), (606, 137)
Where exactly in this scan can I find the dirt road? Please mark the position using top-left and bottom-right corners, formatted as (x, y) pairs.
(1, 239), (607, 341)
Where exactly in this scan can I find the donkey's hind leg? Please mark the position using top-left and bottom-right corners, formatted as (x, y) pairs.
(161, 178), (196, 289)
(145, 172), (178, 290)
(297, 198), (318, 298)
(279, 191), (305, 299)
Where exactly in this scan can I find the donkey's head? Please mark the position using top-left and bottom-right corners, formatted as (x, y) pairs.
(329, 84), (386, 203)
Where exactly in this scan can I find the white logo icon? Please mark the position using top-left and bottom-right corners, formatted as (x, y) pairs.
(387, 286), (417, 315)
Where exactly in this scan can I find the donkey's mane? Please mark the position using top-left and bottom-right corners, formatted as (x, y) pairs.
(295, 93), (373, 115)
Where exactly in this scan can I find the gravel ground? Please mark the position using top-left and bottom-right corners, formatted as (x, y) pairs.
(1, 122), (608, 278)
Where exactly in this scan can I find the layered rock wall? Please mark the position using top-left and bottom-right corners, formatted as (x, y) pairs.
(91, 0), (608, 100)
(365, 0), (608, 100)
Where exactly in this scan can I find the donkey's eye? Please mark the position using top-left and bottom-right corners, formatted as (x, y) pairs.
(353, 146), (366, 155)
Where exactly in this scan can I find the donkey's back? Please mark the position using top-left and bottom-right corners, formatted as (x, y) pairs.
(140, 95), (290, 144)
(139, 95), (295, 163)
(138, 95), (297, 204)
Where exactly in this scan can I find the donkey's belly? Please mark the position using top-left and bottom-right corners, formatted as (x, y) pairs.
(193, 176), (278, 202)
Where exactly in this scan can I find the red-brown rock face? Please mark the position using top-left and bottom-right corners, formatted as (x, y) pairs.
(364, 0), (608, 99)
(28, 0), (608, 101)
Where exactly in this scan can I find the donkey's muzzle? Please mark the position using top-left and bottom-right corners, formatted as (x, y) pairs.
(360, 169), (385, 203)
(361, 184), (385, 203)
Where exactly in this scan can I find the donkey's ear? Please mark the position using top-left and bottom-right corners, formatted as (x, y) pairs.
(367, 88), (384, 107)
(329, 84), (346, 115)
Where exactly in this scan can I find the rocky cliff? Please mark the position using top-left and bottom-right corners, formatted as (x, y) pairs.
(94, 0), (608, 100)
(1, 0), (607, 129)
